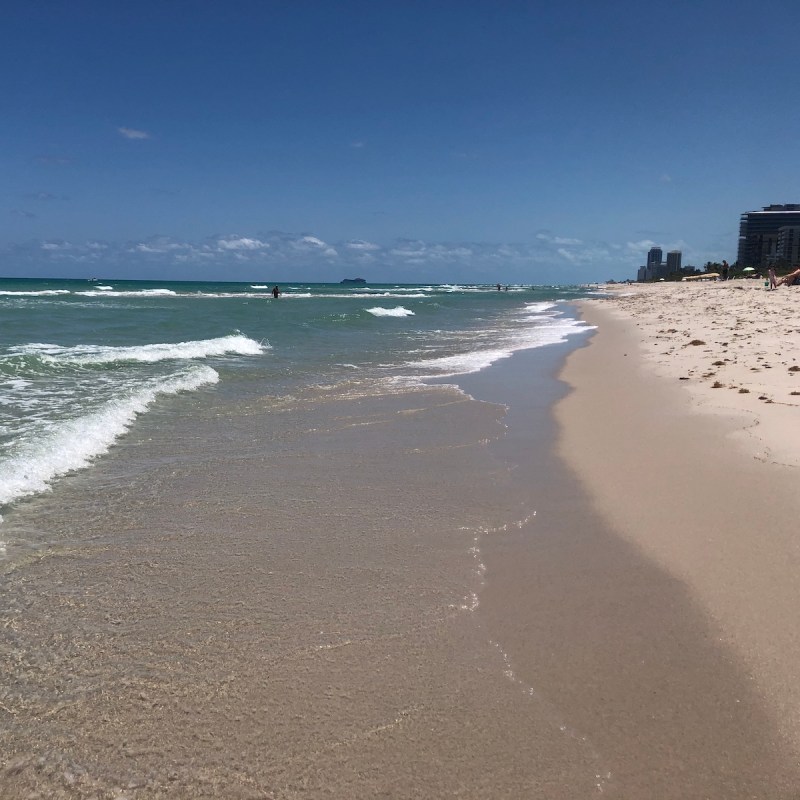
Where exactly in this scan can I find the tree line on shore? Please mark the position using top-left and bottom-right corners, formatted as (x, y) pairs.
(639, 261), (797, 283)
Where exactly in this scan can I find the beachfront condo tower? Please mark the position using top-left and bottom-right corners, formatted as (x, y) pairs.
(645, 247), (663, 280)
(737, 204), (800, 267)
(666, 250), (682, 272)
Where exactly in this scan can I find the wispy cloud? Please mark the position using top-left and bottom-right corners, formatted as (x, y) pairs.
(10, 209), (37, 219)
(626, 239), (658, 253)
(5, 228), (691, 283)
(215, 236), (268, 251)
(345, 239), (380, 252)
(537, 232), (583, 246)
(350, 140), (365, 149)
(23, 191), (68, 202)
(660, 173), (672, 183)
(118, 127), (151, 140)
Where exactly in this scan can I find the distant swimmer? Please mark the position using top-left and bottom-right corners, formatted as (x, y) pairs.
(496, 284), (501, 291)
(272, 285), (280, 298)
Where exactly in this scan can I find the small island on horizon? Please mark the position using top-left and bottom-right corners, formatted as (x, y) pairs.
(340, 277), (367, 285)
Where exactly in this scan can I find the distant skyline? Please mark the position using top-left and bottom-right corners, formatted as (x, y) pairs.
(3, 1), (800, 284)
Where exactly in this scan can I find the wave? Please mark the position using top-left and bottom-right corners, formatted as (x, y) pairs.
(75, 288), (178, 297)
(366, 306), (415, 317)
(0, 365), (219, 510)
(521, 301), (558, 314)
(406, 316), (592, 378)
(8, 334), (267, 367)
(0, 290), (72, 296)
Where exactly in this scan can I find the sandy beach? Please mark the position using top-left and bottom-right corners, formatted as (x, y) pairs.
(554, 280), (800, 792)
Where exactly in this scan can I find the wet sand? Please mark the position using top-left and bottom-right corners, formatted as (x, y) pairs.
(2, 311), (799, 797)
(466, 341), (800, 798)
(551, 299), (800, 795)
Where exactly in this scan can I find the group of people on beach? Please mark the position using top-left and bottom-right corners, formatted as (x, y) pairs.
(721, 258), (800, 289)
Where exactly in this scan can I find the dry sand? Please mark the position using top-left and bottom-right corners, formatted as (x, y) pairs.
(556, 280), (800, 788)
(596, 280), (800, 466)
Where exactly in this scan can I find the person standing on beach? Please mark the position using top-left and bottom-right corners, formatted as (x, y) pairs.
(768, 267), (778, 289)
(721, 260), (729, 281)
(272, 285), (280, 298)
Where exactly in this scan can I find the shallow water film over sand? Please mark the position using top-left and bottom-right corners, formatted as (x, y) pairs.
(1, 281), (602, 797)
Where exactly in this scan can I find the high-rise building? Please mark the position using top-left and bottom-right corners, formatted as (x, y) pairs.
(777, 226), (800, 267)
(647, 247), (663, 270)
(737, 204), (800, 267)
(666, 250), (682, 272)
(645, 246), (664, 280)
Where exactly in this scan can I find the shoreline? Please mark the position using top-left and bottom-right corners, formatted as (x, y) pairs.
(463, 313), (800, 796)
(553, 292), (800, 791)
(0, 324), (619, 799)
(3, 292), (799, 796)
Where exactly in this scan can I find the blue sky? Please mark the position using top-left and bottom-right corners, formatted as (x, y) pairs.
(3, 0), (800, 284)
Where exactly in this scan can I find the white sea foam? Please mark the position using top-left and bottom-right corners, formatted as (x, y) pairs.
(76, 288), (178, 297)
(250, 284), (269, 289)
(12, 334), (266, 365)
(95, 285), (114, 291)
(0, 290), (71, 296)
(366, 306), (415, 317)
(0, 365), (219, 508)
(3, 379), (32, 390)
(521, 301), (558, 314)
(406, 315), (591, 378)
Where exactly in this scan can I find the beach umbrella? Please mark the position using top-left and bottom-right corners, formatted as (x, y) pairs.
(743, 267), (755, 272)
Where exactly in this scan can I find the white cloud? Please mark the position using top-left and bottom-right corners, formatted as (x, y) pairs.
(11, 229), (645, 282)
(626, 239), (658, 253)
(135, 241), (186, 253)
(299, 236), (327, 248)
(660, 173), (672, 183)
(389, 242), (428, 258)
(345, 239), (380, 251)
(536, 232), (583, 246)
(350, 140), (365, 148)
(216, 236), (268, 251)
(118, 127), (151, 140)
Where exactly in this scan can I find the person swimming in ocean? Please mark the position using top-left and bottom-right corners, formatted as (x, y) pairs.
(272, 285), (280, 298)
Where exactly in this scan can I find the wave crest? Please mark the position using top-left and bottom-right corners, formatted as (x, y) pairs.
(366, 306), (415, 318)
(10, 334), (267, 366)
(0, 366), (219, 508)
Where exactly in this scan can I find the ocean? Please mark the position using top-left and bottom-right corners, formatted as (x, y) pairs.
(0, 277), (591, 560)
(1, 276), (618, 796)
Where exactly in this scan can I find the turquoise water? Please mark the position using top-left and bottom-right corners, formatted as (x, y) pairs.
(0, 277), (593, 531)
